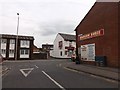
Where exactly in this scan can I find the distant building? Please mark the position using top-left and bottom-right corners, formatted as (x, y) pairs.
(50, 33), (76, 58)
(42, 44), (53, 51)
(33, 45), (40, 53)
(75, 1), (119, 67)
(0, 34), (34, 60)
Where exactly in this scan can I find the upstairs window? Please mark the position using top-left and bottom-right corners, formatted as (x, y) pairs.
(1, 39), (7, 44)
(58, 41), (63, 49)
(10, 39), (15, 44)
(20, 40), (30, 48)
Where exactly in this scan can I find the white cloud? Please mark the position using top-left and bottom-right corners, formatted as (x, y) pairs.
(0, 0), (96, 47)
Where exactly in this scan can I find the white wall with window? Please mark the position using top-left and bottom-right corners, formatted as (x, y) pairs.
(0, 39), (7, 57)
(51, 34), (65, 58)
(51, 33), (76, 58)
(20, 49), (29, 58)
(20, 40), (30, 48)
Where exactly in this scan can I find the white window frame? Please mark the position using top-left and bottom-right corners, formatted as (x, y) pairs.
(9, 50), (14, 54)
(20, 49), (29, 55)
(1, 49), (6, 57)
(9, 49), (15, 58)
(1, 49), (6, 54)
(20, 40), (30, 48)
(1, 39), (7, 44)
(20, 49), (29, 58)
(10, 39), (15, 44)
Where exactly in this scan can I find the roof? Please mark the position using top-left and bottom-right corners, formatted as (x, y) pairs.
(97, 0), (120, 2)
(0, 34), (34, 40)
(59, 33), (76, 41)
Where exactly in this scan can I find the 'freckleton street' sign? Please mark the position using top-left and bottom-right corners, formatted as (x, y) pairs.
(80, 29), (104, 41)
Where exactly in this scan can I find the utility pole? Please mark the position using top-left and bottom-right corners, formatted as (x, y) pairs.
(15, 13), (19, 60)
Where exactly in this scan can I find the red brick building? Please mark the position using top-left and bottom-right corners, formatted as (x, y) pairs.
(75, 1), (119, 68)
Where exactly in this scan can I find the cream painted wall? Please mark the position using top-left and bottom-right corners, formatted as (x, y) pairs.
(51, 33), (76, 58)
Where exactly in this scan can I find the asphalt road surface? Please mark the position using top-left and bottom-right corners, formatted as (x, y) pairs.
(2, 59), (118, 89)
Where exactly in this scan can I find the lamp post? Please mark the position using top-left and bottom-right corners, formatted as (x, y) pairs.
(15, 13), (19, 60)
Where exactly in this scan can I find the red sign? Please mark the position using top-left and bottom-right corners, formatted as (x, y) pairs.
(80, 29), (104, 41)
(65, 47), (74, 50)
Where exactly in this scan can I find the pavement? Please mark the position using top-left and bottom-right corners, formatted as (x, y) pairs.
(61, 60), (120, 81)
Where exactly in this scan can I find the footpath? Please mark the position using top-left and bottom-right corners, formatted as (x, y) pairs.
(62, 61), (120, 81)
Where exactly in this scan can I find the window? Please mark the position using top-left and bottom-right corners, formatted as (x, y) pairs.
(9, 50), (14, 54)
(1, 49), (6, 54)
(58, 41), (63, 49)
(20, 49), (24, 55)
(20, 40), (30, 47)
(25, 49), (29, 54)
(1, 39), (7, 44)
(60, 51), (62, 56)
(65, 51), (67, 55)
(20, 49), (29, 55)
(10, 39), (15, 44)
(69, 41), (72, 47)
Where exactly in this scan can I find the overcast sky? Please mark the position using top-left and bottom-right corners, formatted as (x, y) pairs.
(0, 0), (96, 48)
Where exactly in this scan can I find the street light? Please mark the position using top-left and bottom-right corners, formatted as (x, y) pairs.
(15, 13), (19, 60)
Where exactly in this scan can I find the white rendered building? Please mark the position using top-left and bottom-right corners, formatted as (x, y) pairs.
(50, 33), (76, 58)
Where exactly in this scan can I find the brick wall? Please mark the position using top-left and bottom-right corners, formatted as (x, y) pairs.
(76, 2), (119, 67)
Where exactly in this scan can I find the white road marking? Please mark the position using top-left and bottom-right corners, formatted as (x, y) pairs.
(20, 68), (34, 77)
(63, 67), (84, 74)
(1, 68), (10, 77)
(34, 65), (39, 68)
(90, 75), (118, 83)
(42, 71), (66, 90)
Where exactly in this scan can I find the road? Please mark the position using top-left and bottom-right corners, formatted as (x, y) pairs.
(2, 59), (118, 89)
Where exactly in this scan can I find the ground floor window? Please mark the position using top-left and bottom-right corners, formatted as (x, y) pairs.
(1, 49), (6, 54)
(60, 51), (62, 56)
(1, 49), (6, 57)
(65, 51), (67, 55)
(9, 49), (15, 58)
(20, 49), (29, 58)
